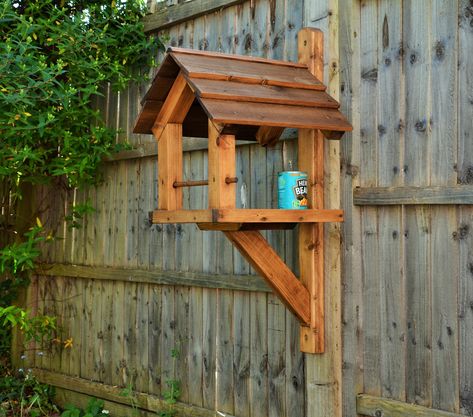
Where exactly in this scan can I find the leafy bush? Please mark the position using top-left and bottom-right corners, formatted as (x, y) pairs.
(0, 0), (163, 413)
(0, 0), (162, 191)
(61, 398), (107, 417)
(0, 221), (53, 357)
(0, 367), (58, 417)
(0, 0), (162, 355)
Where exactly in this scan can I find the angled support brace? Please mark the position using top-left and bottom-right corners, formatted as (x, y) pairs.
(224, 230), (311, 324)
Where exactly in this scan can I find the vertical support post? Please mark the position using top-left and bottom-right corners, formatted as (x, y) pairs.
(157, 123), (183, 210)
(208, 121), (236, 208)
(298, 28), (325, 353)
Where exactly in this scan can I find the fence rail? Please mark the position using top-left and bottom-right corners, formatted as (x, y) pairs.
(38, 263), (271, 292)
(357, 395), (467, 417)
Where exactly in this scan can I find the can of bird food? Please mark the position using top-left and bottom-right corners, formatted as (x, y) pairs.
(278, 171), (309, 209)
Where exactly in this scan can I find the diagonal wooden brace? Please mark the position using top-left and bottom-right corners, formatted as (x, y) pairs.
(224, 230), (311, 324)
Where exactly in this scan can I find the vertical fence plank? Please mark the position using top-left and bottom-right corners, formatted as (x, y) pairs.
(339, 1), (363, 416)
(160, 285), (176, 394)
(188, 284), (203, 407)
(249, 292), (268, 417)
(123, 282), (138, 388)
(127, 160), (140, 266)
(403, 0), (433, 407)
(175, 285), (190, 403)
(60, 277), (72, 376)
(202, 287), (217, 410)
(458, 0), (473, 414)
(188, 150), (204, 407)
(80, 278), (94, 381)
(359, 0), (380, 397)
(216, 289), (234, 415)
(268, 295), (287, 417)
(233, 290), (250, 417)
(430, 0), (459, 413)
(138, 157), (152, 269)
(282, 140), (298, 273)
(111, 281), (125, 387)
(266, 143), (287, 417)
(377, 0), (405, 402)
(49, 276), (63, 374)
(148, 284), (162, 396)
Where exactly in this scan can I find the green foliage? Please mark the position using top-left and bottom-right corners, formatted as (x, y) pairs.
(0, 0), (163, 413)
(0, 305), (56, 344)
(119, 382), (138, 416)
(0, 367), (58, 417)
(158, 347), (181, 417)
(0, 222), (45, 278)
(0, 221), (53, 357)
(61, 398), (107, 417)
(162, 378), (181, 406)
(0, 0), (163, 362)
(0, 0), (163, 191)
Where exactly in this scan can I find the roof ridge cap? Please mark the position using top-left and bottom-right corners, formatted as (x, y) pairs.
(167, 47), (308, 69)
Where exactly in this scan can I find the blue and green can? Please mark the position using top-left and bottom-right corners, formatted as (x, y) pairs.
(277, 171), (309, 209)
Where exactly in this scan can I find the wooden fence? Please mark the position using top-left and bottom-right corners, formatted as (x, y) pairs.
(25, 4), (308, 417)
(339, 1), (473, 417)
(19, 0), (473, 417)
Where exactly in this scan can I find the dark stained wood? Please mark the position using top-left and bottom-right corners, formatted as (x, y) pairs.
(197, 222), (296, 231)
(320, 130), (346, 140)
(224, 230), (311, 324)
(200, 98), (352, 132)
(255, 126), (285, 147)
(171, 52), (326, 91)
(133, 100), (163, 134)
(142, 54), (180, 101)
(188, 77), (340, 108)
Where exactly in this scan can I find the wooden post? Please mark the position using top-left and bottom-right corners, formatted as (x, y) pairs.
(298, 28), (325, 353)
(157, 123), (183, 210)
(208, 121), (236, 208)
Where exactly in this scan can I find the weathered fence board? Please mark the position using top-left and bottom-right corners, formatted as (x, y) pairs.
(357, 394), (468, 417)
(338, 1), (470, 416)
(354, 185), (473, 205)
(458, 1), (473, 415)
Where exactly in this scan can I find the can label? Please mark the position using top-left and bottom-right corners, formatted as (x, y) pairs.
(278, 171), (309, 209)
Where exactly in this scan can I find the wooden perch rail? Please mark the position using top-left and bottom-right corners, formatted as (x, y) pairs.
(172, 177), (238, 188)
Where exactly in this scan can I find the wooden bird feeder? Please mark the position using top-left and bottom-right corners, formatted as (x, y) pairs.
(133, 28), (352, 354)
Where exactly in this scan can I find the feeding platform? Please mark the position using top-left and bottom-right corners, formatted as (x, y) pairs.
(134, 28), (352, 353)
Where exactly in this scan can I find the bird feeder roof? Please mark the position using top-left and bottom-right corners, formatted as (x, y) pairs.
(133, 47), (352, 140)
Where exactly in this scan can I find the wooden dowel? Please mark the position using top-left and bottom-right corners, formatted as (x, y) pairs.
(173, 180), (208, 188)
(225, 176), (239, 184)
(173, 177), (238, 188)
